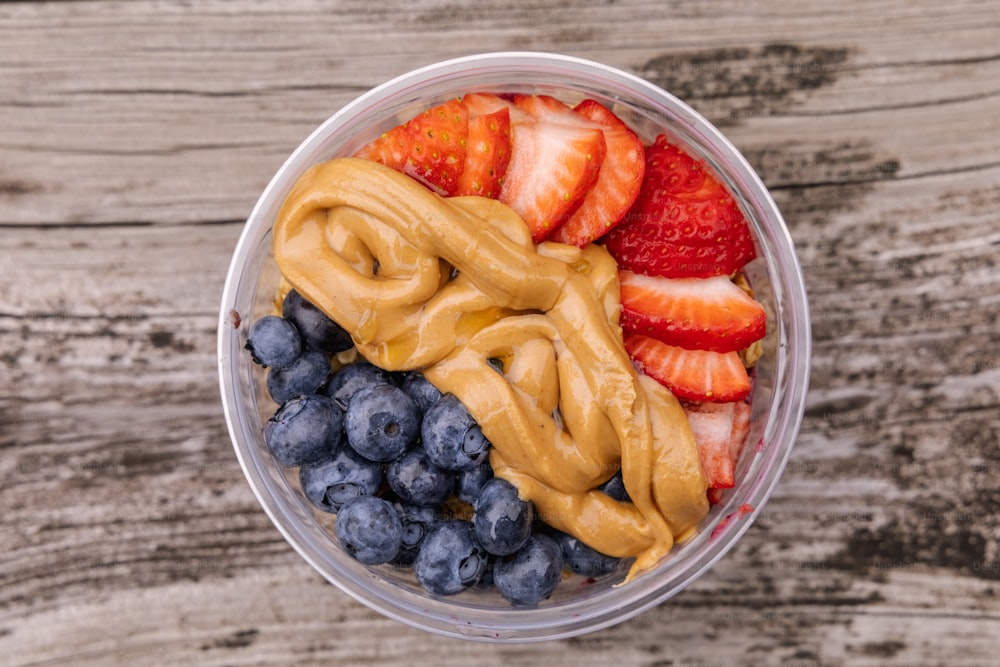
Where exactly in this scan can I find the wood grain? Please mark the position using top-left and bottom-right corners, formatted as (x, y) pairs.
(2, 0), (999, 665)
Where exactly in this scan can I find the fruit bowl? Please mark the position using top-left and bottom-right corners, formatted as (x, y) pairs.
(218, 51), (810, 641)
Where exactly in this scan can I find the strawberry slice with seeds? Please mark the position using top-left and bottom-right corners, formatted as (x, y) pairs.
(684, 401), (738, 489)
(499, 94), (607, 242)
(354, 98), (469, 195)
(461, 91), (517, 118)
(454, 107), (511, 199)
(604, 134), (756, 278)
(624, 332), (751, 402)
(682, 399), (752, 490)
(401, 97), (469, 195)
(549, 99), (645, 247)
(618, 270), (766, 353)
(512, 93), (595, 126)
(353, 123), (413, 172)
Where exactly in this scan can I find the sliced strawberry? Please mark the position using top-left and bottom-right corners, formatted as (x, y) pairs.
(683, 401), (738, 488)
(549, 99), (645, 247)
(401, 97), (469, 195)
(461, 92), (517, 117)
(353, 98), (469, 195)
(682, 399), (752, 490)
(624, 332), (751, 402)
(353, 123), (413, 172)
(706, 487), (725, 505)
(604, 134), (756, 278)
(729, 399), (752, 463)
(618, 270), (766, 353)
(498, 94), (607, 242)
(454, 107), (511, 199)
(513, 93), (603, 127)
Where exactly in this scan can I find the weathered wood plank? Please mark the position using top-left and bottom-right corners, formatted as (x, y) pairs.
(5, 558), (1000, 666)
(2, 0), (1000, 665)
(2, 1), (999, 225)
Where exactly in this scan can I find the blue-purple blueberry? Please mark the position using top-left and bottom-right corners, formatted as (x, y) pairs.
(281, 288), (354, 354)
(246, 315), (301, 369)
(400, 372), (442, 413)
(391, 502), (442, 567)
(472, 478), (533, 556)
(598, 470), (631, 502)
(421, 393), (491, 471)
(325, 360), (392, 410)
(455, 462), (494, 504)
(266, 349), (331, 404)
(493, 533), (563, 606)
(264, 394), (341, 466)
(551, 530), (622, 578)
(299, 445), (382, 512)
(345, 384), (421, 462)
(414, 520), (487, 595)
(386, 448), (454, 506)
(334, 496), (402, 565)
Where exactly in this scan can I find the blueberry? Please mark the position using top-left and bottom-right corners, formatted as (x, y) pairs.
(245, 315), (302, 369)
(455, 462), (494, 504)
(400, 372), (442, 413)
(281, 288), (354, 354)
(344, 384), (421, 462)
(325, 360), (392, 410)
(414, 520), (487, 595)
(475, 554), (497, 590)
(266, 349), (331, 404)
(421, 393), (491, 471)
(550, 530), (622, 578)
(264, 394), (342, 466)
(391, 502), (442, 566)
(494, 534), (563, 606)
(486, 357), (504, 374)
(386, 448), (454, 506)
(335, 496), (403, 565)
(598, 470), (631, 502)
(299, 445), (382, 512)
(472, 478), (533, 556)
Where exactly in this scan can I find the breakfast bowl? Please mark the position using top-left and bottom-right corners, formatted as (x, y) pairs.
(218, 51), (810, 642)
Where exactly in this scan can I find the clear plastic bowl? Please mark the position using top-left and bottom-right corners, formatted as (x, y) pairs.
(218, 51), (810, 642)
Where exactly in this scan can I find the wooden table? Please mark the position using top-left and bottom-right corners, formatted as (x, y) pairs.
(3, 1), (999, 665)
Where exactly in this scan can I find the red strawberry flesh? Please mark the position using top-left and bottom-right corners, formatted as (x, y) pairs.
(683, 401), (738, 488)
(682, 399), (752, 490)
(624, 332), (751, 402)
(455, 107), (511, 198)
(353, 124), (413, 173)
(498, 94), (607, 242)
(401, 97), (469, 195)
(550, 99), (645, 247)
(618, 270), (766, 353)
(353, 98), (470, 196)
(604, 134), (756, 278)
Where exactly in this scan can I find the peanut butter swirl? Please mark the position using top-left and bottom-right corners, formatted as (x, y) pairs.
(272, 157), (708, 581)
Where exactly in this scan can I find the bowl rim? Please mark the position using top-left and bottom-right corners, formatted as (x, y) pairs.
(218, 50), (811, 642)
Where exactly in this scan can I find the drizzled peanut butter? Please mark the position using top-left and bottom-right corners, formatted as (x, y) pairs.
(272, 157), (708, 582)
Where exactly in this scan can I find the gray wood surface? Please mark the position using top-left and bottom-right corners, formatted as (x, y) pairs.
(3, 1), (999, 665)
